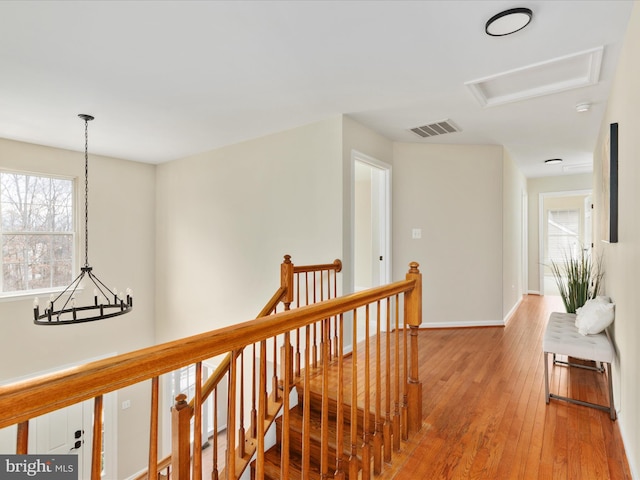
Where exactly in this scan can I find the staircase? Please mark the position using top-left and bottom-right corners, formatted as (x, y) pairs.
(253, 380), (379, 480)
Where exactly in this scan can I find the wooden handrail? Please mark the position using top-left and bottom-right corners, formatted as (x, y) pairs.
(0, 278), (416, 429)
(293, 258), (342, 273)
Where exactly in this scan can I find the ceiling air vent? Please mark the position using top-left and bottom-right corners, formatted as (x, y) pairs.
(410, 119), (460, 138)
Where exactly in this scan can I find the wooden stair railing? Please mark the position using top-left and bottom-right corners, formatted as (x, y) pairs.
(0, 258), (422, 480)
(135, 255), (343, 480)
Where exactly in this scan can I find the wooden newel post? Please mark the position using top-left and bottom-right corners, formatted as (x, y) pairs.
(405, 262), (423, 435)
(281, 254), (294, 311)
(281, 255), (295, 386)
(171, 393), (192, 480)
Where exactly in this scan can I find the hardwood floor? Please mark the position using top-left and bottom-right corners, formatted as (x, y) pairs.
(201, 294), (631, 479)
(394, 294), (631, 479)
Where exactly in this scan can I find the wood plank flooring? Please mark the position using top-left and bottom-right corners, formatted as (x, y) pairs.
(201, 294), (631, 479)
(394, 294), (631, 479)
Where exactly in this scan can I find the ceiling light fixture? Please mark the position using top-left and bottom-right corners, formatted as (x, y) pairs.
(485, 8), (533, 36)
(33, 114), (133, 325)
(544, 158), (563, 165)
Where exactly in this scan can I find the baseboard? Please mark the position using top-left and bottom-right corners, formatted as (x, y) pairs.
(503, 297), (523, 326)
(617, 410), (639, 479)
(422, 319), (505, 329)
(528, 290), (541, 295)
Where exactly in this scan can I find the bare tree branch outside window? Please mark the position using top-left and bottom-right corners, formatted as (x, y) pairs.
(1, 172), (74, 293)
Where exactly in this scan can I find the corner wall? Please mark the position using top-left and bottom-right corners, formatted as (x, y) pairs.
(392, 142), (504, 327)
(592, 2), (640, 476)
(502, 150), (527, 321)
(155, 117), (344, 343)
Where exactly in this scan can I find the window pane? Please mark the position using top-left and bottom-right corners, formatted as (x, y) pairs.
(2, 233), (73, 292)
(0, 173), (73, 233)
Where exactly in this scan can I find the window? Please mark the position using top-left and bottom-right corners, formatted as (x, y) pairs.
(0, 171), (75, 295)
(547, 209), (580, 263)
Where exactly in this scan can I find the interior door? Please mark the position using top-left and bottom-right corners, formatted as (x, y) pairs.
(29, 401), (93, 479)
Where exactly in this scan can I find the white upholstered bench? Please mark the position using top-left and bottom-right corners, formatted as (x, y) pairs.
(542, 311), (616, 420)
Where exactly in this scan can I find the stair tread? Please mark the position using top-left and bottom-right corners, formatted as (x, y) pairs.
(278, 405), (371, 453)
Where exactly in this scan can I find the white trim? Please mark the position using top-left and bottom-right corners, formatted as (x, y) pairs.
(422, 320), (507, 329)
(351, 150), (392, 290)
(503, 296), (523, 326)
(528, 290), (542, 295)
(617, 411), (639, 480)
(538, 189), (592, 295)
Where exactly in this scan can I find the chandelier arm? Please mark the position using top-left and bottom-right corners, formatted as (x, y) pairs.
(87, 271), (121, 303)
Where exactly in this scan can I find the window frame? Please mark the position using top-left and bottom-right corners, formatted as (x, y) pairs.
(0, 168), (78, 301)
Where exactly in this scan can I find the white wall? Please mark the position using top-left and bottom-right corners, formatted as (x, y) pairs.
(526, 174), (592, 293)
(502, 150), (527, 320)
(0, 138), (156, 478)
(593, 2), (640, 476)
(155, 117), (344, 342)
(392, 142), (504, 327)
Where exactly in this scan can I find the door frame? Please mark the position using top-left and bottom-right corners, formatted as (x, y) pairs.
(351, 150), (392, 292)
(538, 189), (592, 295)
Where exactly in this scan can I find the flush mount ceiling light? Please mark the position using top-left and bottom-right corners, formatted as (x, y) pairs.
(485, 8), (533, 36)
(545, 158), (563, 165)
(33, 114), (133, 325)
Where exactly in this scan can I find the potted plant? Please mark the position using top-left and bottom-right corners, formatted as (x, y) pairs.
(549, 248), (604, 314)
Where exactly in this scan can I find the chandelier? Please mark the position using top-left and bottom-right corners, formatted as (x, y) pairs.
(33, 114), (133, 325)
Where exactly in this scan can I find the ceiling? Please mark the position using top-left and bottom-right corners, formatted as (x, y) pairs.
(0, 1), (634, 178)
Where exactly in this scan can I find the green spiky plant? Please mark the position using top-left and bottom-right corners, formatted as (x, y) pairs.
(549, 248), (604, 314)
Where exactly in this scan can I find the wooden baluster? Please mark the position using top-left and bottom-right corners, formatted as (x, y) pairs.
(302, 325), (311, 479)
(361, 305), (371, 480)
(251, 343), (257, 439)
(238, 352), (246, 459)
(212, 387), (219, 480)
(405, 262), (423, 435)
(148, 377), (159, 480)
(312, 272), (318, 369)
(226, 354), (237, 480)
(295, 269), (302, 377)
(193, 362), (203, 480)
(402, 304), (409, 441)
(272, 336), (280, 402)
(172, 393), (191, 480)
(16, 421), (28, 454)
(281, 331), (291, 480)
(383, 298), (392, 462)
(373, 300), (383, 474)
(349, 309), (359, 480)
(393, 296), (401, 452)
(320, 270), (329, 363)
(333, 267), (340, 360)
(255, 340), (267, 479)
(334, 313), (345, 480)
(321, 318), (330, 478)
(91, 395), (103, 480)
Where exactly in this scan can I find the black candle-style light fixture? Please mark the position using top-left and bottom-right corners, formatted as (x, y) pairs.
(33, 114), (133, 325)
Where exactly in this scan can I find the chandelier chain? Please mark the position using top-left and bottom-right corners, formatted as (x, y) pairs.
(84, 118), (90, 268)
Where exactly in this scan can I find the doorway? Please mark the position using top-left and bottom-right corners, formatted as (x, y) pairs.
(352, 151), (391, 291)
(539, 190), (592, 295)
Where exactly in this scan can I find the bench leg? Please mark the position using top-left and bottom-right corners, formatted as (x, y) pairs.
(544, 352), (550, 404)
(606, 362), (616, 420)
